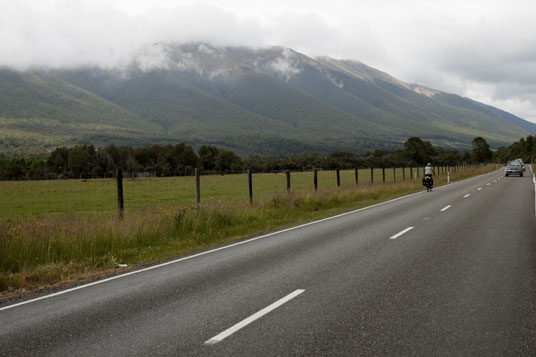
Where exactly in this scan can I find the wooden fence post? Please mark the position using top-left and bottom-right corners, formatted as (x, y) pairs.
(116, 168), (124, 219)
(248, 169), (253, 205)
(382, 167), (385, 183)
(286, 170), (291, 192)
(195, 168), (200, 205)
(393, 167), (396, 182)
(355, 168), (358, 186)
(314, 168), (318, 190)
(336, 169), (340, 187)
(370, 167), (374, 184)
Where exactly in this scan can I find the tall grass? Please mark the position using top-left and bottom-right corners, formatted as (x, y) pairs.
(0, 165), (495, 293)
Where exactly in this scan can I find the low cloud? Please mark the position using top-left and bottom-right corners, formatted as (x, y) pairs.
(266, 48), (302, 80)
(0, 1), (264, 69)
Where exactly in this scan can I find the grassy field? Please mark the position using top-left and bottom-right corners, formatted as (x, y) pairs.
(1, 167), (441, 219)
(0, 165), (495, 295)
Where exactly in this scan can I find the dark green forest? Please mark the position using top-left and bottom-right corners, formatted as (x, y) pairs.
(493, 135), (536, 163)
(0, 136), (516, 181)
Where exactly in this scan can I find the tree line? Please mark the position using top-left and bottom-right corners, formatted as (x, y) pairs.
(0, 136), (501, 181)
(493, 135), (535, 164)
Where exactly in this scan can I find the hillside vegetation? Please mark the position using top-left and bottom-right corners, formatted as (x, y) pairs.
(1, 43), (535, 155)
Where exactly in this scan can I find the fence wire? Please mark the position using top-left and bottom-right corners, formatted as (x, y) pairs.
(1, 166), (471, 220)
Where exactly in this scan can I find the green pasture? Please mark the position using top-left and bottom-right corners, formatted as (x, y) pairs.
(0, 167), (435, 219)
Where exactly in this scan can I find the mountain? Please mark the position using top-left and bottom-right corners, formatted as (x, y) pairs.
(1, 42), (535, 155)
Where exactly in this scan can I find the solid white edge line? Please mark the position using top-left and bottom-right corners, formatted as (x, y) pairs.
(204, 289), (305, 345)
(463, 194), (470, 198)
(0, 169), (500, 312)
(390, 226), (414, 240)
(531, 165), (536, 217)
(440, 205), (452, 212)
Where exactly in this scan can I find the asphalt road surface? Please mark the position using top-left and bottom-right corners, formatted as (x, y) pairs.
(1, 168), (535, 356)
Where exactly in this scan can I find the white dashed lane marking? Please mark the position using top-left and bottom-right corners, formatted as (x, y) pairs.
(205, 289), (305, 345)
(390, 227), (414, 240)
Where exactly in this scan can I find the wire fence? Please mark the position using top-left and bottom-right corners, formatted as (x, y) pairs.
(0, 165), (475, 220)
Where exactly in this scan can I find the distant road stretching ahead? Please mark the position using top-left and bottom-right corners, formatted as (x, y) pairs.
(1, 168), (535, 356)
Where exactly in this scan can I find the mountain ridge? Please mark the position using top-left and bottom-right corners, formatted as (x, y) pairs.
(1, 42), (535, 155)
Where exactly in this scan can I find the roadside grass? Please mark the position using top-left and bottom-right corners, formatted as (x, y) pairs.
(0, 165), (496, 295)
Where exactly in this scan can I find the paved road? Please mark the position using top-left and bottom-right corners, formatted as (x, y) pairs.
(1, 168), (535, 356)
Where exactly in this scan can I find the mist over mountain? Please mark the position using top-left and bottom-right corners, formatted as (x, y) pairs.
(1, 42), (535, 156)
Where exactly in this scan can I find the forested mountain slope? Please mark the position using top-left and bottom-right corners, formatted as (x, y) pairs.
(1, 43), (534, 155)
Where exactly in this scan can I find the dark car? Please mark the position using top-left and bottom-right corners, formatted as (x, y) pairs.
(505, 160), (523, 177)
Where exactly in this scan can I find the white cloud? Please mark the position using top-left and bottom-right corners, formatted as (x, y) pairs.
(0, 0), (264, 69)
(1, 0), (536, 123)
(266, 48), (302, 80)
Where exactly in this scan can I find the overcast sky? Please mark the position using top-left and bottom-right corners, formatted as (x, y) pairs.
(2, 0), (536, 123)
